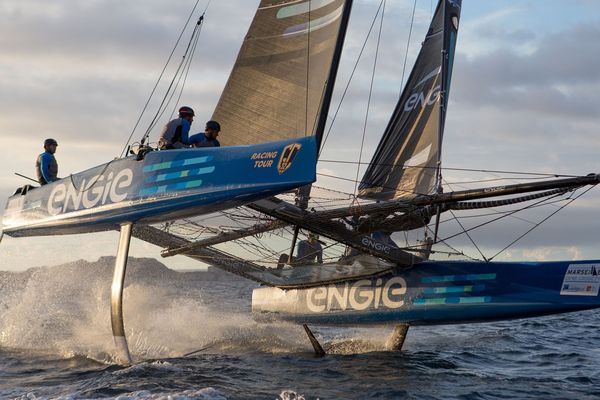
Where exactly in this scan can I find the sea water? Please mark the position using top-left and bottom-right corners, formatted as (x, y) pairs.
(1, 257), (600, 399)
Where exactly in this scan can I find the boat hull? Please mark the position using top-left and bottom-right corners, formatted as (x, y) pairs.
(2, 137), (316, 237)
(252, 259), (600, 326)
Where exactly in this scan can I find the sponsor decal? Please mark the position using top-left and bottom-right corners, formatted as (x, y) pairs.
(403, 67), (441, 112)
(277, 143), (302, 174)
(251, 151), (279, 169)
(306, 277), (407, 313)
(47, 169), (134, 215)
(404, 85), (441, 112)
(361, 236), (391, 254)
(483, 186), (506, 193)
(560, 264), (600, 296)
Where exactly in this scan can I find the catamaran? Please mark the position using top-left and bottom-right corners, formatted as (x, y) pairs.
(2, 0), (599, 363)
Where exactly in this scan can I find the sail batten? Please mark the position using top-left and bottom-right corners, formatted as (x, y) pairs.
(212, 0), (351, 148)
(358, 0), (461, 201)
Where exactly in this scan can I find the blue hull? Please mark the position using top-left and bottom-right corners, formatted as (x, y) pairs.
(3, 137), (316, 236)
(252, 259), (600, 325)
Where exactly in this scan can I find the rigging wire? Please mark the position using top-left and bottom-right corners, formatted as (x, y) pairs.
(448, 209), (488, 262)
(119, 0), (202, 157)
(435, 199), (568, 225)
(354, 0), (386, 194)
(438, 191), (572, 245)
(168, 15), (204, 120)
(487, 185), (596, 261)
(304, 0), (312, 136)
(400, 0), (418, 95)
(442, 178), (488, 261)
(319, 0), (386, 155)
(318, 171), (426, 197)
(443, 176), (552, 186)
(318, 158), (579, 178)
(141, 15), (205, 142)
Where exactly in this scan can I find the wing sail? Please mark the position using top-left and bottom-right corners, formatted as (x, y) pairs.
(359, 0), (462, 201)
(213, 0), (352, 147)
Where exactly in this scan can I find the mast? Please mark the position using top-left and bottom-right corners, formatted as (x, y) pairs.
(296, 0), (353, 209)
(433, 0), (460, 241)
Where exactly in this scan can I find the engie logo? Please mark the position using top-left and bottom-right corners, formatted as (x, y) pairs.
(277, 143), (302, 174)
(306, 277), (407, 313)
(47, 169), (134, 215)
(403, 67), (441, 112)
(361, 236), (391, 254)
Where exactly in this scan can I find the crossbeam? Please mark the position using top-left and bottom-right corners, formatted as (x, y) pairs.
(161, 219), (288, 258)
(249, 198), (423, 266)
(132, 225), (270, 285)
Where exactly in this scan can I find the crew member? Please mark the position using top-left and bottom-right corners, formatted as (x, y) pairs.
(158, 106), (195, 149)
(296, 232), (323, 265)
(36, 138), (59, 185)
(189, 120), (221, 147)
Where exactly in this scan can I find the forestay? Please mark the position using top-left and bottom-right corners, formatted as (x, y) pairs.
(212, 0), (351, 146)
(359, 0), (461, 201)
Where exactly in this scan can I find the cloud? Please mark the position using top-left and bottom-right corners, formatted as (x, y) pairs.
(454, 22), (600, 118)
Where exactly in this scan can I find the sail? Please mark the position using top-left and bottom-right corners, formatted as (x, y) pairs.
(212, 0), (352, 147)
(358, 0), (461, 201)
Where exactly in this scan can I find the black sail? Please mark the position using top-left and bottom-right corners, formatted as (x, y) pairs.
(359, 0), (461, 201)
(212, 0), (352, 147)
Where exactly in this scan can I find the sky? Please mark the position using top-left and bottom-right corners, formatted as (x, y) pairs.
(0, 0), (599, 271)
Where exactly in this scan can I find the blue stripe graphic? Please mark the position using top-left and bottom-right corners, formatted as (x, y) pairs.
(413, 296), (491, 306)
(147, 166), (215, 183)
(423, 284), (485, 295)
(139, 180), (203, 197)
(143, 156), (212, 172)
(421, 273), (496, 284)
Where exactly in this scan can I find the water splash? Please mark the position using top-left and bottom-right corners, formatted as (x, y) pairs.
(0, 257), (314, 362)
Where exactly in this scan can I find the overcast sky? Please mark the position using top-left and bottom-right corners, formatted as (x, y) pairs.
(1, 0), (599, 271)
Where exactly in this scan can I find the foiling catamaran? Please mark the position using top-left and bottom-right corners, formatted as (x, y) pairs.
(2, 0), (599, 363)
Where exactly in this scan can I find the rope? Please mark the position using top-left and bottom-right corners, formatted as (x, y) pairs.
(354, 0), (386, 194)
(488, 185), (596, 261)
(304, 1), (312, 136)
(400, 0), (418, 96)
(318, 159), (576, 178)
(120, 0), (202, 157)
(448, 209), (488, 262)
(68, 159), (115, 192)
(141, 15), (205, 141)
(439, 191), (571, 244)
(318, 171), (429, 197)
(319, 0), (386, 155)
(169, 15), (204, 120)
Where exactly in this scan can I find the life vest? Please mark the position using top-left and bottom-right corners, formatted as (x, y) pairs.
(36, 151), (58, 185)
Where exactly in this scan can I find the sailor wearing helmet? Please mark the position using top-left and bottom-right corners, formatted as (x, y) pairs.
(158, 106), (196, 149)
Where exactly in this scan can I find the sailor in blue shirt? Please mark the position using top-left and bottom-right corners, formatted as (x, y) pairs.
(35, 138), (59, 185)
(296, 232), (323, 265)
(158, 106), (195, 149)
(189, 120), (221, 147)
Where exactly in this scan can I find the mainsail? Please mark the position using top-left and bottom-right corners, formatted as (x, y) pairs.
(212, 0), (352, 147)
(359, 0), (461, 201)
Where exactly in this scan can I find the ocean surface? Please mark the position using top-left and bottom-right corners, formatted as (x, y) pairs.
(2, 257), (600, 399)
